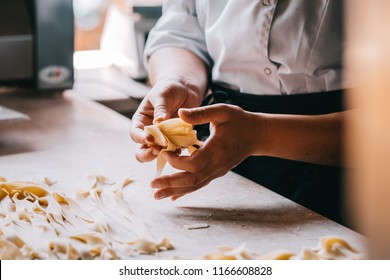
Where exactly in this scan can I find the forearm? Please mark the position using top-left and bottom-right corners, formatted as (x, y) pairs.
(250, 111), (349, 166)
(148, 47), (209, 100)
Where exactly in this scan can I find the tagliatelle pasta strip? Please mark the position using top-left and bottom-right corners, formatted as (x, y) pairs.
(300, 236), (365, 260)
(144, 118), (203, 176)
(203, 237), (365, 260)
(0, 176), (365, 260)
(0, 176), (173, 259)
(203, 242), (289, 260)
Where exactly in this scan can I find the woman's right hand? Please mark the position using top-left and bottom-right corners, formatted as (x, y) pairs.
(130, 78), (203, 163)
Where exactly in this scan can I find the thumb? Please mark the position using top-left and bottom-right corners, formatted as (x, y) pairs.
(178, 104), (227, 125)
(153, 104), (170, 124)
(148, 87), (174, 124)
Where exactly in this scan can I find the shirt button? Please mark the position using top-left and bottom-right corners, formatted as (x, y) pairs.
(262, 0), (270, 6)
(264, 67), (272, 76)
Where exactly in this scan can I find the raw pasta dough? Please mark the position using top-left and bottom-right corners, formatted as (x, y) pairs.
(0, 176), (172, 259)
(203, 237), (365, 260)
(204, 243), (295, 260)
(0, 176), (364, 260)
(144, 118), (202, 176)
(301, 236), (365, 260)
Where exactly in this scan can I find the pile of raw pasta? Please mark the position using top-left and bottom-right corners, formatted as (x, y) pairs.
(0, 175), (172, 259)
(0, 175), (365, 260)
(203, 236), (366, 260)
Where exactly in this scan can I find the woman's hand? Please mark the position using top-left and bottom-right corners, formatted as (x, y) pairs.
(130, 78), (202, 163)
(150, 104), (262, 200)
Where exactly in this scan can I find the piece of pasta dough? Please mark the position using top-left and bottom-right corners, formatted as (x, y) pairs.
(0, 176), (173, 259)
(144, 118), (203, 176)
(203, 237), (365, 260)
(300, 236), (365, 260)
(204, 243), (295, 260)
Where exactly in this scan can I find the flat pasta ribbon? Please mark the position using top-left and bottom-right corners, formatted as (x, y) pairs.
(144, 118), (203, 176)
(203, 243), (295, 260)
(301, 236), (364, 260)
(203, 237), (365, 260)
(0, 176), (173, 259)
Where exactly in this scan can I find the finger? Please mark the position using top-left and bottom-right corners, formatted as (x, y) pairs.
(171, 194), (185, 201)
(150, 170), (211, 189)
(162, 134), (224, 173)
(131, 106), (155, 144)
(162, 151), (206, 173)
(130, 125), (154, 145)
(154, 174), (215, 200)
(135, 144), (160, 163)
(178, 104), (231, 125)
(149, 91), (171, 124)
(154, 186), (198, 200)
(154, 106), (170, 124)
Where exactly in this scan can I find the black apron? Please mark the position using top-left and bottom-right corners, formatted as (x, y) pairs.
(195, 84), (347, 226)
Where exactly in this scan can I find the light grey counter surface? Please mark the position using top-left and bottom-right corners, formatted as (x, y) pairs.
(0, 90), (365, 259)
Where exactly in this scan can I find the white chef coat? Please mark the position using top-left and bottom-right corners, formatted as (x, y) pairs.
(144, 0), (345, 95)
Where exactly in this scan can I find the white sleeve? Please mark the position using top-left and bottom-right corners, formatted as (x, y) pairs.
(144, 0), (211, 67)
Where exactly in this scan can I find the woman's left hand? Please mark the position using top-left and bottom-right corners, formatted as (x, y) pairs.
(150, 104), (262, 200)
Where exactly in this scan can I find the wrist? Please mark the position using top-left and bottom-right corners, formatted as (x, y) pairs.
(157, 77), (206, 102)
(148, 47), (209, 101)
(246, 112), (270, 157)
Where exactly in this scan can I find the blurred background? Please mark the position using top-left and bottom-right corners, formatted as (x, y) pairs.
(345, 0), (390, 259)
(74, 0), (162, 80)
(72, 0), (162, 116)
(0, 0), (162, 118)
(74, 0), (109, 51)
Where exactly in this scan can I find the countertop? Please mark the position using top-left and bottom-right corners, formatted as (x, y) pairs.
(0, 89), (365, 259)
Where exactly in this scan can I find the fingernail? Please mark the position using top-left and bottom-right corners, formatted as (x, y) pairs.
(179, 108), (190, 115)
(150, 180), (161, 188)
(152, 149), (160, 156)
(155, 113), (167, 122)
(145, 135), (154, 144)
(155, 192), (166, 200)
